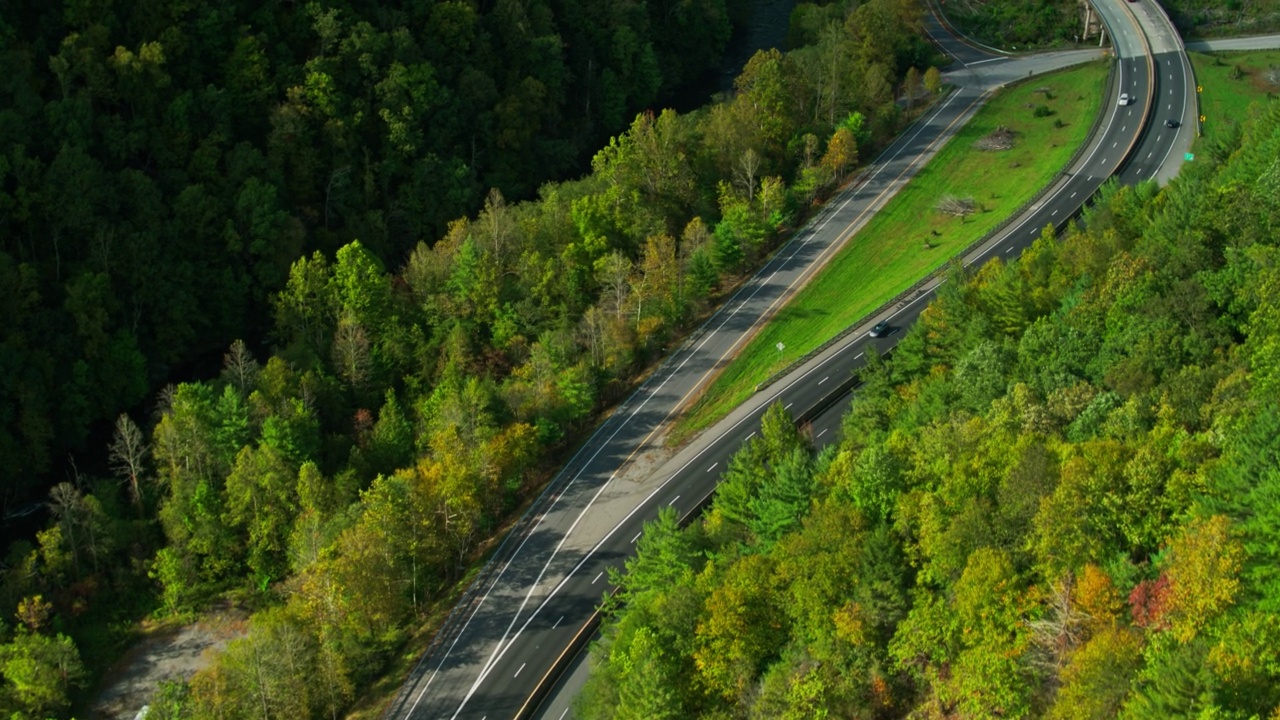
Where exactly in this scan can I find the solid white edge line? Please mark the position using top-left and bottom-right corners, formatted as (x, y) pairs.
(438, 55), (1071, 720)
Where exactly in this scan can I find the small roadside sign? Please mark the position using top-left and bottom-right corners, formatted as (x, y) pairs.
(1185, 152), (1195, 161)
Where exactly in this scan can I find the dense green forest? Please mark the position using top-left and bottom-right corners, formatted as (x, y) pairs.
(939, 0), (1280, 48)
(1162, 0), (1280, 35)
(933, 0), (1082, 48)
(0, 0), (741, 507)
(0, 0), (935, 716)
(579, 101), (1280, 718)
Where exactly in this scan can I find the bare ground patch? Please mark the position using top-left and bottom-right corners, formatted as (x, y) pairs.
(90, 603), (248, 719)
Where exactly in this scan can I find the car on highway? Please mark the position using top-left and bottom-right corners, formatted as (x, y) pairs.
(1118, 93), (1131, 106)
(869, 320), (891, 338)
(1165, 119), (1180, 128)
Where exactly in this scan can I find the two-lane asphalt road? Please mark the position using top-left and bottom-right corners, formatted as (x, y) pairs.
(391, 2), (1177, 718)
(388, 69), (1005, 720)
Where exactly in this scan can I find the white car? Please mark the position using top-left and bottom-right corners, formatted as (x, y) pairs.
(1118, 93), (1131, 106)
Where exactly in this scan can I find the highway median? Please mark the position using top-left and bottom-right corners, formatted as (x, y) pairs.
(673, 60), (1110, 443)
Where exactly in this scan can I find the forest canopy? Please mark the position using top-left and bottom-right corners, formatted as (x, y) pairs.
(0, 0), (739, 506)
(579, 100), (1280, 719)
(0, 0), (935, 716)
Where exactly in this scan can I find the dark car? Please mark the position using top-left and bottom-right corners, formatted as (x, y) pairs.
(1165, 119), (1180, 128)
(869, 320), (891, 338)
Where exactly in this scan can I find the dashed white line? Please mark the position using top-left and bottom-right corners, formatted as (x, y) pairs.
(558, 710), (570, 720)
(854, 352), (864, 360)
(592, 572), (603, 584)
(669, 495), (680, 506)
(746, 431), (756, 439)
(631, 531), (642, 544)
(514, 663), (526, 678)
(1005, 247), (1014, 253)
(785, 402), (794, 410)
(817, 428), (829, 438)
(1051, 209), (1058, 216)
(553, 615), (563, 629)
(1070, 191), (1078, 198)
(706, 462), (718, 473)
(1112, 141), (1118, 148)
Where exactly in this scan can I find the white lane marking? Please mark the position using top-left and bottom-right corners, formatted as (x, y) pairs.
(785, 402), (794, 410)
(1168, 104), (1172, 110)
(1152, 53), (1192, 176)
(707, 462), (718, 473)
(968, 56), (1007, 65)
(1112, 141), (1118, 148)
(1122, 125), (1126, 132)
(631, 531), (642, 544)
(1070, 191), (1078, 198)
(559, 710), (570, 720)
(553, 616), (563, 629)
(1051, 209), (1058, 216)
(746, 431), (756, 439)
(592, 572), (603, 584)
(1005, 247), (1014, 254)
(817, 428), (829, 438)
(669, 495), (680, 505)
(1147, 151), (1153, 159)
(428, 231), (790, 716)
(819, 376), (829, 385)
(447, 110), (992, 704)
(514, 664), (526, 678)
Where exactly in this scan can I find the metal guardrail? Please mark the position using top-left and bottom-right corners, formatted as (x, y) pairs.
(756, 50), (1121, 394)
(1147, 0), (1202, 137)
(758, 0), (1162, 396)
(1117, 0), (1158, 175)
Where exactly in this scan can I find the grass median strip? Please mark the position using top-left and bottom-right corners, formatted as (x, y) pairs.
(1190, 50), (1280, 145)
(674, 60), (1109, 442)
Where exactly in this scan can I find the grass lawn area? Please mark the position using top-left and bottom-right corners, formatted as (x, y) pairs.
(673, 60), (1110, 441)
(1189, 50), (1280, 146)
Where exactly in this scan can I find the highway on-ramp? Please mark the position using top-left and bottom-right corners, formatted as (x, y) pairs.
(387, 2), (1173, 718)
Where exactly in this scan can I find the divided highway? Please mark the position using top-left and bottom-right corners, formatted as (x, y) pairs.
(387, 1), (1187, 718)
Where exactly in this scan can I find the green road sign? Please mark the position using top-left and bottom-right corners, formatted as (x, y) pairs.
(1185, 152), (1195, 161)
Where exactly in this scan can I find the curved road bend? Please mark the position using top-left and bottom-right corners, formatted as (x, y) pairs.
(391, 3), (1162, 719)
(1120, 0), (1194, 184)
(532, 1), (1175, 717)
